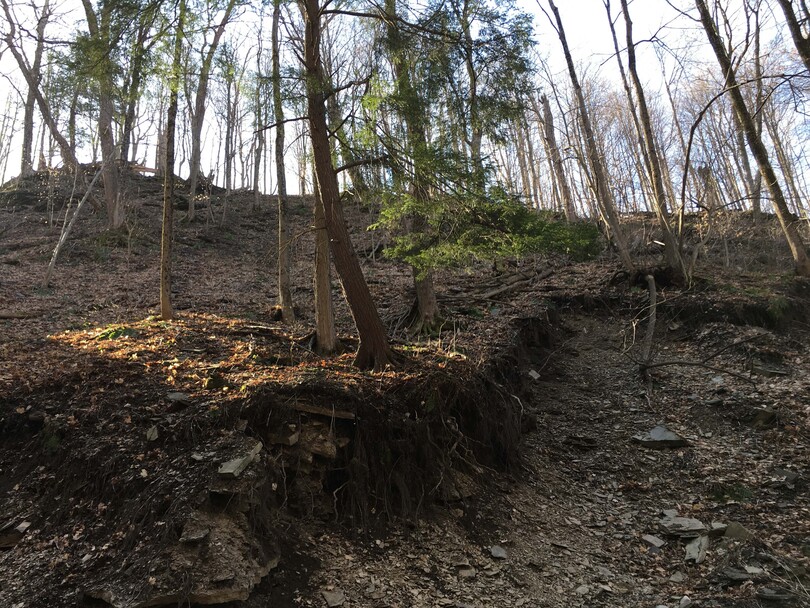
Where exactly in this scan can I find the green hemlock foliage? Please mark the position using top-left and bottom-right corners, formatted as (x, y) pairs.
(373, 184), (601, 277)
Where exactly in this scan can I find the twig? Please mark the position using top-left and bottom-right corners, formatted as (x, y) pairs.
(699, 333), (765, 364)
(0, 310), (42, 319)
(634, 357), (757, 385)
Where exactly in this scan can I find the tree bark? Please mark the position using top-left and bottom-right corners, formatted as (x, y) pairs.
(696, 0), (810, 276)
(272, 0), (295, 323)
(161, 0), (185, 321)
(2, 0), (77, 171)
(619, 0), (684, 276)
(538, 94), (576, 220)
(301, 0), (394, 369)
(385, 0), (440, 331)
(81, 0), (123, 229)
(313, 175), (336, 353)
(187, 0), (238, 220)
(775, 0), (810, 73)
(121, 8), (157, 164)
(20, 0), (50, 177)
(253, 24), (264, 211)
(548, 0), (634, 270)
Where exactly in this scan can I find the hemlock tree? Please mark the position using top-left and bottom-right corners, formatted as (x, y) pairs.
(371, 0), (534, 330)
(382, 0), (441, 332)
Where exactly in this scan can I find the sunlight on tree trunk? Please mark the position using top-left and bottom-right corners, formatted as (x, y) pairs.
(618, 0), (684, 278)
(301, 0), (394, 370)
(273, 0), (295, 323)
(160, 0), (185, 321)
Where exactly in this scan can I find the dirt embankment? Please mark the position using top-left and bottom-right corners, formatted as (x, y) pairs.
(1, 170), (809, 607)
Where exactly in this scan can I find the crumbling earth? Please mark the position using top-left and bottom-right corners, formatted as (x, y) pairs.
(1, 171), (808, 607)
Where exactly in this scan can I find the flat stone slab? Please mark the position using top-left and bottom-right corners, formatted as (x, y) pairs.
(642, 534), (666, 549)
(660, 514), (707, 537)
(633, 425), (689, 449)
(724, 521), (755, 541)
(217, 442), (263, 478)
(685, 535), (709, 563)
(321, 589), (346, 607)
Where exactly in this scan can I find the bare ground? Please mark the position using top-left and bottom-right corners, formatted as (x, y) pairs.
(1, 171), (809, 607)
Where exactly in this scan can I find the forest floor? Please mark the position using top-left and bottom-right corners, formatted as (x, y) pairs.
(0, 170), (809, 607)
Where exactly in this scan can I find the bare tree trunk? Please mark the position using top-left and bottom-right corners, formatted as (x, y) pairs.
(81, 0), (123, 229)
(548, 0), (634, 270)
(313, 174), (336, 353)
(751, 9), (763, 221)
(20, 0), (50, 177)
(2, 0), (78, 171)
(514, 120), (532, 203)
(775, 0), (810, 72)
(301, 0), (394, 369)
(696, 0), (810, 276)
(765, 109), (805, 218)
(253, 24), (264, 211)
(161, 0), (185, 321)
(121, 9), (157, 164)
(321, 33), (368, 196)
(521, 116), (543, 208)
(538, 94), (576, 220)
(99, 92), (123, 228)
(619, 0), (684, 276)
(43, 167), (104, 288)
(272, 0), (295, 323)
(187, 0), (238, 221)
(224, 78), (234, 194)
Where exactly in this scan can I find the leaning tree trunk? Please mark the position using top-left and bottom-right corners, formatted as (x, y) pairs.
(696, 0), (810, 276)
(775, 0), (810, 73)
(301, 0), (394, 369)
(548, 0), (634, 271)
(187, 0), (238, 220)
(2, 0), (77, 170)
(538, 94), (576, 221)
(20, 0), (49, 177)
(619, 0), (684, 277)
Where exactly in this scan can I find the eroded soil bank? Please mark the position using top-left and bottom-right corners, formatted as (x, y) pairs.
(1, 174), (809, 607)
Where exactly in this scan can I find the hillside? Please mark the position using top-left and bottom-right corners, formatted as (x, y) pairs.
(1, 170), (809, 608)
